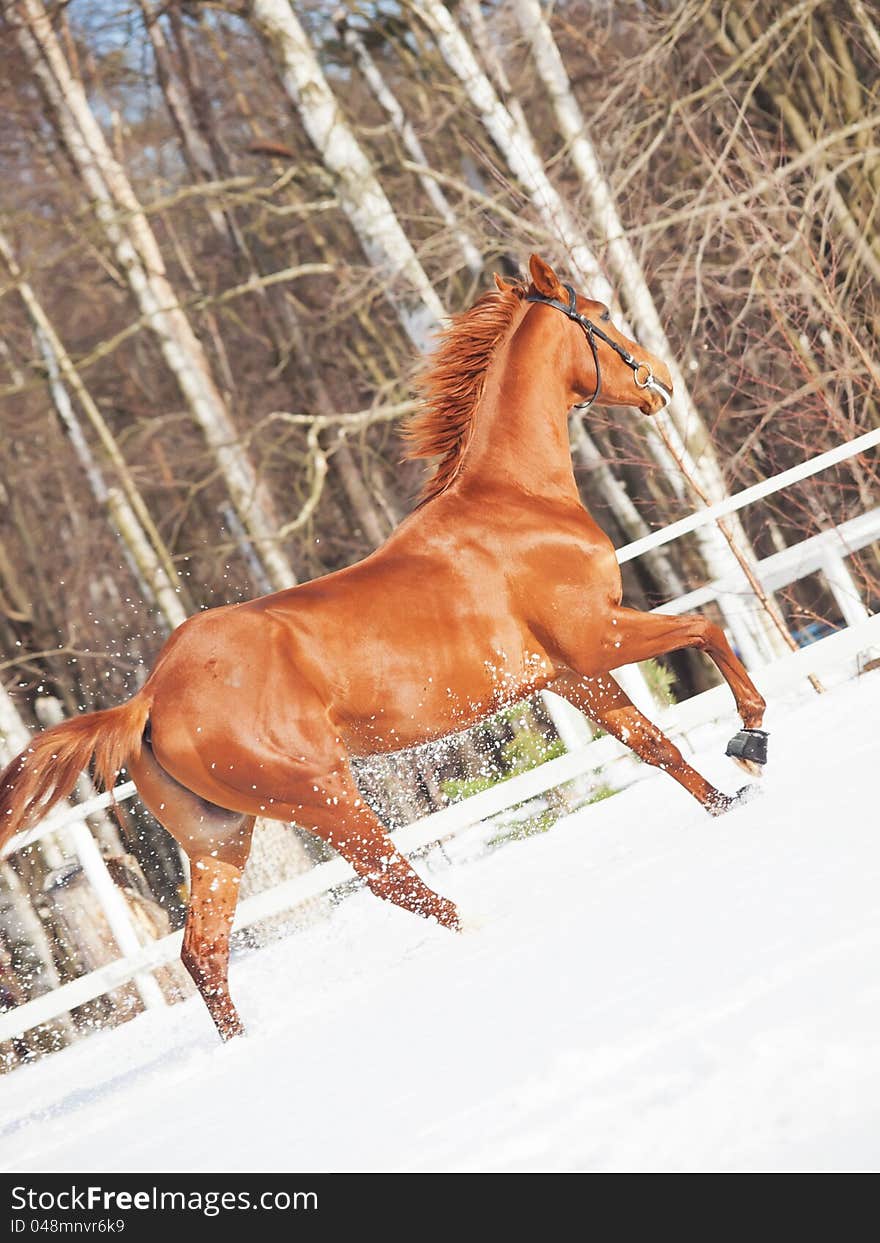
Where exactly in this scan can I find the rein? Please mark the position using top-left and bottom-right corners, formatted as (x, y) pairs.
(526, 283), (670, 412)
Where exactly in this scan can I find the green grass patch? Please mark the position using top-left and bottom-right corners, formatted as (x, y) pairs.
(486, 782), (619, 851)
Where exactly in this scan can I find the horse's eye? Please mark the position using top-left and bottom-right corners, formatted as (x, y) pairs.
(600, 310), (611, 322)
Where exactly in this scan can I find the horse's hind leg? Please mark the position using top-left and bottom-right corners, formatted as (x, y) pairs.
(181, 844), (252, 1041)
(128, 736), (254, 1040)
(297, 767), (460, 930)
(548, 671), (742, 815)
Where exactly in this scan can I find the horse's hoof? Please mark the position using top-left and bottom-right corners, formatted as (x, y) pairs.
(731, 755), (764, 779)
(733, 782), (762, 805)
(436, 900), (462, 932)
(707, 790), (733, 817)
(726, 728), (769, 771)
(215, 1013), (247, 1042)
(706, 783), (761, 817)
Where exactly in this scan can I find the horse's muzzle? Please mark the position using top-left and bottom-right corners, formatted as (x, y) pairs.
(640, 378), (673, 414)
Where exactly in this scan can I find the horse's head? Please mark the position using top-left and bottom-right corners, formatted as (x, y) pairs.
(519, 254), (673, 416)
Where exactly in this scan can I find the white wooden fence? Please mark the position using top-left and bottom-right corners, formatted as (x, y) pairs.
(645, 504), (879, 630)
(1, 425), (878, 1044)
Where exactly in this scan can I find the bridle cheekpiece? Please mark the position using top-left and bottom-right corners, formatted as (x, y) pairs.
(525, 283), (670, 412)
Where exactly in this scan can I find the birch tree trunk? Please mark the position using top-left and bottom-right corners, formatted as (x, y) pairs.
(139, 0), (231, 241)
(37, 336), (187, 630)
(140, 2), (394, 549)
(414, 0), (607, 283)
(0, 225), (188, 630)
(155, 0), (314, 353)
(568, 417), (685, 596)
(416, 0), (784, 665)
(512, 0), (794, 662)
(245, 0), (445, 354)
(1, 170), (309, 900)
(15, 0), (296, 592)
(338, 14), (484, 279)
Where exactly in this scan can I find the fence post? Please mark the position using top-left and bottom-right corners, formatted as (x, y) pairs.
(65, 819), (166, 1011)
(540, 690), (593, 750)
(32, 699), (165, 1013)
(820, 551), (872, 628)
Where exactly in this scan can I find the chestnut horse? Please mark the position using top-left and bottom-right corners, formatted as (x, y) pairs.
(0, 255), (767, 1041)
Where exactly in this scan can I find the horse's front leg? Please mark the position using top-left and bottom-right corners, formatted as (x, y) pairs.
(547, 671), (743, 815)
(599, 606), (768, 771)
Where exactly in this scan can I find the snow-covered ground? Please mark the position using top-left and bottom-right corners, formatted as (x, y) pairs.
(1, 673), (878, 1173)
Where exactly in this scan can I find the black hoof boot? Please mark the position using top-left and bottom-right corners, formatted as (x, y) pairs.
(726, 728), (769, 777)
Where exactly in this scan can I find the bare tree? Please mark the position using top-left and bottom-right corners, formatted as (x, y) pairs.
(246, 0), (445, 352)
(13, 0), (297, 592)
(0, 224), (188, 631)
(337, 10), (484, 279)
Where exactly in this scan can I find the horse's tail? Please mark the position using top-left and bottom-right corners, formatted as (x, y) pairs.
(0, 693), (151, 852)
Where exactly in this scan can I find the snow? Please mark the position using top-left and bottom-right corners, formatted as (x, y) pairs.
(1, 673), (878, 1173)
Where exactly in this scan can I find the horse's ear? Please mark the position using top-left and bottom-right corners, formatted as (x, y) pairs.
(493, 273), (524, 297)
(528, 254), (564, 299)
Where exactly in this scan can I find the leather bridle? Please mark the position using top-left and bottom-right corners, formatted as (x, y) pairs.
(526, 283), (671, 412)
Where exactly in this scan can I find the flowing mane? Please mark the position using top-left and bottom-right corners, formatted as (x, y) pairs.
(404, 283), (525, 504)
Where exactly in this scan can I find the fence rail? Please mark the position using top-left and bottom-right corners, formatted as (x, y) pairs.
(655, 506), (880, 634)
(615, 425), (880, 563)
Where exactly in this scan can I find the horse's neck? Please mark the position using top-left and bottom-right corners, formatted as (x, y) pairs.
(455, 331), (580, 505)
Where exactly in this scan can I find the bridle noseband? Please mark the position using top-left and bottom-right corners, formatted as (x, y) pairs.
(526, 283), (670, 412)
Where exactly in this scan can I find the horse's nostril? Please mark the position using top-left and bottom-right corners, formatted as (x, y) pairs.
(643, 379), (672, 413)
